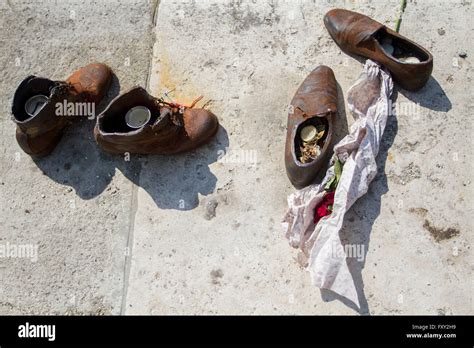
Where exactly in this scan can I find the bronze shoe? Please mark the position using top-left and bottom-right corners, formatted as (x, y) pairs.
(94, 87), (219, 155)
(285, 66), (338, 189)
(11, 63), (112, 157)
(324, 9), (433, 91)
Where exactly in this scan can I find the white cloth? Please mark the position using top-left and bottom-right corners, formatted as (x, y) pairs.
(282, 60), (393, 309)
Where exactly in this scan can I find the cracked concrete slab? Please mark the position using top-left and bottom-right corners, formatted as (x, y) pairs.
(124, 0), (473, 314)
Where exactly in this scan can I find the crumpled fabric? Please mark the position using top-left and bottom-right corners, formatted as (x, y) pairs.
(282, 60), (393, 309)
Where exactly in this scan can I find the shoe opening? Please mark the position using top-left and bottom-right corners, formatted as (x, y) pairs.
(375, 28), (430, 63)
(294, 116), (329, 164)
(99, 89), (162, 133)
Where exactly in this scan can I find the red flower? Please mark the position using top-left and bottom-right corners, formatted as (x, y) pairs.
(314, 191), (335, 224)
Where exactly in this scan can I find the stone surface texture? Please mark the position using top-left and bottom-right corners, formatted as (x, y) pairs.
(0, 0), (472, 315)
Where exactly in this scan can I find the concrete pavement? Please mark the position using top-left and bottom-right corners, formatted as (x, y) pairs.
(0, 0), (472, 315)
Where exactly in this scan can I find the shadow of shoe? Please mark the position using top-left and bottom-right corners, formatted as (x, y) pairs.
(397, 76), (452, 112)
(34, 117), (228, 210)
(32, 120), (120, 199)
(319, 90), (399, 315)
(118, 125), (229, 210)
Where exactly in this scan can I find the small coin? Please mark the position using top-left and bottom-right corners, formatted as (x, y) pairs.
(300, 125), (317, 142)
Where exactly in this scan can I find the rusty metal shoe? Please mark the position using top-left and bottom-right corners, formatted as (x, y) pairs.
(94, 87), (219, 155)
(11, 63), (112, 157)
(285, 66), (338, 189)
(324, 9), (433, 91)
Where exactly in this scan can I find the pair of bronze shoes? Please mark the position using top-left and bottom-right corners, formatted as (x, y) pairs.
(285, 9), (433, 189)
(12, 64), (218, 158)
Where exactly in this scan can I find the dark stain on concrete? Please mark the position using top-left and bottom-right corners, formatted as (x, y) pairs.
(409, 207), (428, 217)
(423, 220), (460, 242)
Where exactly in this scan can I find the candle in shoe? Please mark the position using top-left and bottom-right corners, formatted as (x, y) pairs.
(125, 106), (151, 129)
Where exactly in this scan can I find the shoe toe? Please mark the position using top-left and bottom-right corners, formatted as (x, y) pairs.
(184, 108), (219, 141)
(66, 63), (113, 103)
